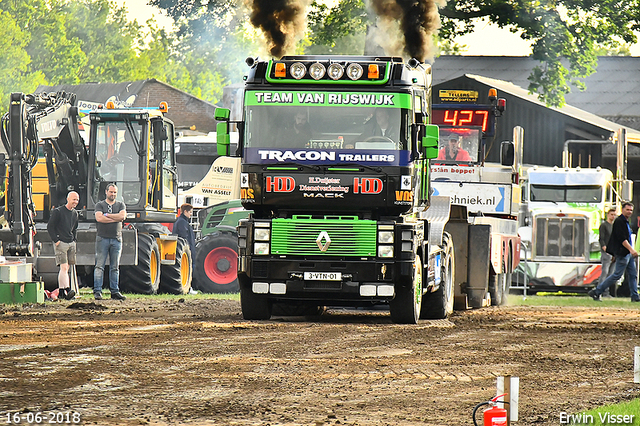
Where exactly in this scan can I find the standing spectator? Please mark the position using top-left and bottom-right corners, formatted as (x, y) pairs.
(172, 203), (196, 262)
(589, 202), (640, 302)
(598, 208), (617, 297)
(94, 183), (127, 300)
(46, 191), (80, 300)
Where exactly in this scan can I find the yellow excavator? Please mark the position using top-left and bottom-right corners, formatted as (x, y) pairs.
(0, 92), (192, 294)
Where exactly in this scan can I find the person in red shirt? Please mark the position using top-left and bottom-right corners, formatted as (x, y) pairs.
(437, 137), (472, 161)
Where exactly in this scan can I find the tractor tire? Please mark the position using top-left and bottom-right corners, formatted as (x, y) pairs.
(193, 233), (239, 293)
(389, 254), (423, 324)
(159, 238), (193, 295)
(240, 286), (272, 320)
(120, 233), (161, 294)
(421, 233), (455, 319)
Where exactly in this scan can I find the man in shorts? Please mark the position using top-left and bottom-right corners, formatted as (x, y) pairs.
(47, 191), (80, 300)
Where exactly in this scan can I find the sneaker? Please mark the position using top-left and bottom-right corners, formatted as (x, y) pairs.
(631, 298), (640, 303)
(111, 292), (126, 301)
(588, 289), (601, 301)
(94, 292), (103, 300)
(65, 289), (76, 300)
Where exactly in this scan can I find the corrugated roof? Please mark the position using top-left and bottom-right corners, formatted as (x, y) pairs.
(464, 74), (640, 144)
(430, 56), (640, 116)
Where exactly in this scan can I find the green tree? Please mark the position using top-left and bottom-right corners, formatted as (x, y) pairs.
(2, 0), (87, 85)
(306, 0), (368, 55)
(0, 10), (46, 115)
(438, 0), (640, 107)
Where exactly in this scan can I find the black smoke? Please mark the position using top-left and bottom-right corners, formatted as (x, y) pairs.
(249, 0), (309, 58)
(370, 0), (440, 62)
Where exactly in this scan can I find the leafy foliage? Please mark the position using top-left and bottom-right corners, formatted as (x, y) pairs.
(439, 0), (640, 106)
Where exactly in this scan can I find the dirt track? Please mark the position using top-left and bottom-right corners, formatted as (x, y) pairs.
(0, 297), (639, 426)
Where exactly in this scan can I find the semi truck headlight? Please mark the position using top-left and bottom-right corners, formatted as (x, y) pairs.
(378, 231), (394, 244)
(254, 242), (270, 255)
(327, 63), (344, 80)
(346, 63), (363, 80)
(378, 245), (394, 258)
(254, 228), (270, 241)
(290, 62), (306, 79)
(309, 63), (326, 80)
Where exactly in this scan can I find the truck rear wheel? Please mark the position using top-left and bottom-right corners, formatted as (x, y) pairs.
(240, 287), (272, 320)
(389, 255), (422, 324)
(193, 233), (239, 293)
(489, 271), (511, 306)
(421, 233), (455, 319)
(120, 233), (161, 294)
(159, 238), (192, 294)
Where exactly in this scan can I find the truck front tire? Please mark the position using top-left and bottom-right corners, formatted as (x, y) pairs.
(240, 287), (273, 320)
(421, 233), (455, 319)
(389, 255), (423, 324)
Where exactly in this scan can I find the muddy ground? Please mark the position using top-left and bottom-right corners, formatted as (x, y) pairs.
(0, 297), (638, 426)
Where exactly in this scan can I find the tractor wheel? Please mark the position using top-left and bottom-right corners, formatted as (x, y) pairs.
(120, 233), (161, 294)
(421, 233), (455, 319)
(193, 233), (239, 293)
(389, 254), (423, 324)
(240, 286), (272, 320)
(159, 238), (192, 295)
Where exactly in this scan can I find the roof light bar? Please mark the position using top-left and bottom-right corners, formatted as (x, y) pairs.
(290, 62), (306, 80)
(309, 63), (326, 80)
(346, 63), (363, 80)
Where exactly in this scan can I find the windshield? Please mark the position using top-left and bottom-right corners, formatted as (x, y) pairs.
(245, 105), (409, 151)
(530, 184), (603, 203)
(93, 120), (143, 204)
(435, 127), (480, 163)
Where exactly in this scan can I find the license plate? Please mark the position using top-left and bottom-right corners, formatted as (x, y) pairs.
(304, 272), (342, 281)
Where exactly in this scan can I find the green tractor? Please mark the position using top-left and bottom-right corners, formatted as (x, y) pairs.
(193, 200), (250, 293)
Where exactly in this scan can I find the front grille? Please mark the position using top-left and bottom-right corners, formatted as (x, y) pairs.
(303, 281), (343, 290)
(271, 217), (376, 257)
(534, 215), (587, 260)
(253, 261), (269, 278)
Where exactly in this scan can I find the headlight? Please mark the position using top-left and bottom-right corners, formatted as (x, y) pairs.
(346, 63), (363, 80)
(254, 242), (270, 255)
(309, 63), (326, 80)
(327, 63), (344, 80)
(378, 245), (394, 258)
(378, 231), (394, 244)
(401, 241), (413, 252)
(254, 228), (270, 241)
(290, 62), (306, 79)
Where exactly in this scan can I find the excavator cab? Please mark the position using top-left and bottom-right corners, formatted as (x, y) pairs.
(87, 106), (178, 222)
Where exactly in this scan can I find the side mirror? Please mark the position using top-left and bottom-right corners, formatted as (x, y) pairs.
(214, 108), (230, 121)
(422, 124), (439, 159)
(217, 122), (230, 156)
(153, 120), (168, 141)
(500, 141), (515, 166)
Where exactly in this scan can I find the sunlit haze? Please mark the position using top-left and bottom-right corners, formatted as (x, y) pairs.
(116, 1), (640, 56)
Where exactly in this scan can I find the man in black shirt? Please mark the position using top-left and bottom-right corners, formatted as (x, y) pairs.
(598, 208), (616, 296)
(589, 202), (640, 302)
(94, 183), (127, 300)
(47, 191), (79, 300)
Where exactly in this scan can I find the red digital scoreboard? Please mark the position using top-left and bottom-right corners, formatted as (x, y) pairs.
(431, 105), (496, 137)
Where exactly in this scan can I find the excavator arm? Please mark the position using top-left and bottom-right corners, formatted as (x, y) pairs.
(0, 91), (86, 256)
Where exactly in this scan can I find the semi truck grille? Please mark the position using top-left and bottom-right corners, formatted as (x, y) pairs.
(533, 215), (587, 261)
(271, 217), (376, 257)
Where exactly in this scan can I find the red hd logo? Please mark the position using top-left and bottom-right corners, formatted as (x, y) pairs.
(265, 176), (295, 192)
(353, 178), (383, 194)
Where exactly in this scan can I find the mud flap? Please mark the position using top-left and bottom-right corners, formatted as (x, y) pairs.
(467, 224), (491, 308)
